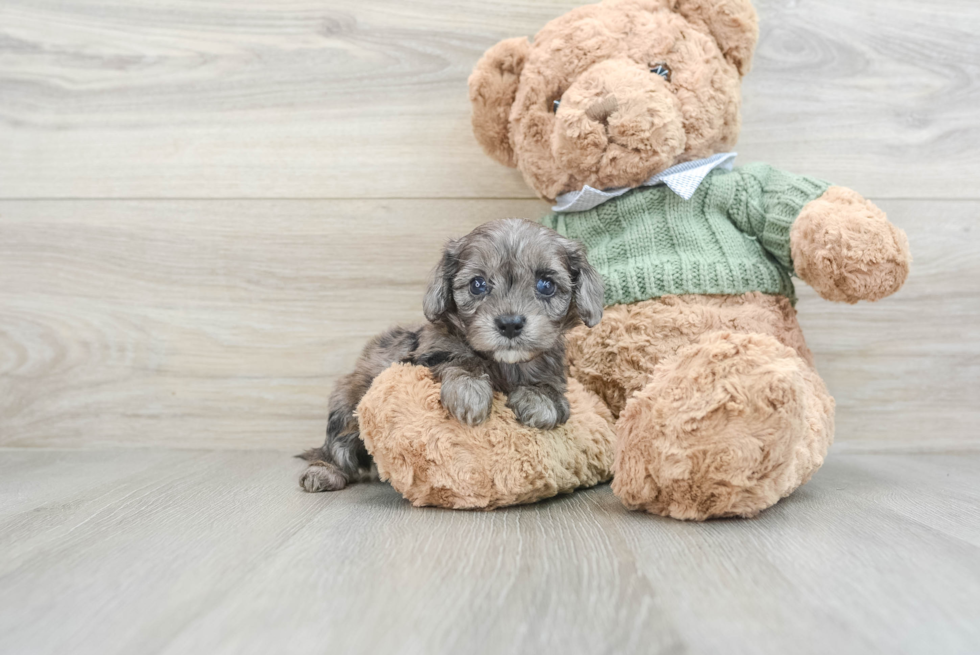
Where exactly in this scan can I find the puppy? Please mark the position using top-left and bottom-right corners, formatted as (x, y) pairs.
(299, 218), (605, 492)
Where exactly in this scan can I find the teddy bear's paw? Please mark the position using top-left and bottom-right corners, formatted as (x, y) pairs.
(440, 373), (494, 426)
(506, 386), (570, 430)
(612, 332), (834, 521)
(791, 186), (911, 304)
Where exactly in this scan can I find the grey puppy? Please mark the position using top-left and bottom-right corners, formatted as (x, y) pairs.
(299, 218), (605, 493)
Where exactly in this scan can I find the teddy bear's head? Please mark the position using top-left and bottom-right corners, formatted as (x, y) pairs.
(469, 0), (758, 201)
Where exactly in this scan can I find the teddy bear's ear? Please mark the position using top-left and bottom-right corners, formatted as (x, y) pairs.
(468, 36), (531, 168)
(675, 0), (759, 76)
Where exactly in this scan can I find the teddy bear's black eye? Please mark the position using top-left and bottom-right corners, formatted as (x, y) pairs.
(552, 99), (561, 113)
(650, 63), (672, 82)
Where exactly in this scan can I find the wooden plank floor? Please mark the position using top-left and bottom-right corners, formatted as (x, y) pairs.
(0, 449), (978, 655)
(2, 0), (980, 653)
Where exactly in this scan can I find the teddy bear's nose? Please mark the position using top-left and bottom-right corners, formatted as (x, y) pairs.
(585, 95), (619, 125)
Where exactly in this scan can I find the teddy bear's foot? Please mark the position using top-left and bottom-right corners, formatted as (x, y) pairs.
(612, 332), (834, 520)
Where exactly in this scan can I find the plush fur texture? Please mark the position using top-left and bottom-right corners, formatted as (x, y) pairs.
(565, 293), (814, 419)
(470, 37), (532, 168)
(353, 0), (910, 517)
(613, 331), (833, 520)
(791, 186), (912, 304)
(459, 0), (911, 519)
(358, 364), (616, 509)
(564, 293), (834, 519)
(468, 0), (755, 201)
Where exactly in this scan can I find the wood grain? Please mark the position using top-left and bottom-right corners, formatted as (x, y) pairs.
(1, 0), (978, 199)
(1, 1), (977, 653)
(1, 198), (977, 451)
(0, 198), (549, 449)
(0, 449), (977, 655)
(795, 199), (980, 452)
(0, 200), (980, 450)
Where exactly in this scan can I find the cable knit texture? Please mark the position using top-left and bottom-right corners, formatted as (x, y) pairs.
(542, 163), (830, 305)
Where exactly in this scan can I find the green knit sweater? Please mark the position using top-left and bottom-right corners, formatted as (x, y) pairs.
(541, 163), (830, 306)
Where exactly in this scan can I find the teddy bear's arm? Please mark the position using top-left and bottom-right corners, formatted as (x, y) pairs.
(725, 162), (830, 272)
(789, 187), (911, 304)
(727, 163), (910, 303)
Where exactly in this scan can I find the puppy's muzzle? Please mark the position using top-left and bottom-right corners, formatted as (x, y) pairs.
(494, 314), (526, 339)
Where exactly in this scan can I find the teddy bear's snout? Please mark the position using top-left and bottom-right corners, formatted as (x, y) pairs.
(550, 59), (688, 189)
(585, 95), (619, 125)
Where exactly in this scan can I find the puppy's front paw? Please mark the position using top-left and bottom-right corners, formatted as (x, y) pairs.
(507, 386), (569, 430)
(441, 374), (494, 426)
(300, 461), (348, 492)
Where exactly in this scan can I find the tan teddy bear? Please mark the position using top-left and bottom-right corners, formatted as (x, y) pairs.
(357, 0), (910, 519)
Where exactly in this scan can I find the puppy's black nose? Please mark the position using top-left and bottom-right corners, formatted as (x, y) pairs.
(494, 314), (525, 339)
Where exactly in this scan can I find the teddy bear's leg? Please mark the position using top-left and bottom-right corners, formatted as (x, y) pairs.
(612, 331), (834, 520)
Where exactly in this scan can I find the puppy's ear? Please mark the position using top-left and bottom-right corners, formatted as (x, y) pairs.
(674, 0), (759, 76)
(423, 238), (463, 324)
(564, 239), (604, 327)
(468, 36), (530, 168)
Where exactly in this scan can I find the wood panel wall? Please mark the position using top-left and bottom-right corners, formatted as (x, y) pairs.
(1, 0), (978, 451)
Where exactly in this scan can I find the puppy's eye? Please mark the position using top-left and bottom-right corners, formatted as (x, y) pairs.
(469, 276), (488, 296)
(552, 99), (561, 113)
(650, 63), (672, 82)
(536, 277), (556, 297)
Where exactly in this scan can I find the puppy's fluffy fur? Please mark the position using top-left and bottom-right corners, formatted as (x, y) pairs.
(299, 218), (604, 492)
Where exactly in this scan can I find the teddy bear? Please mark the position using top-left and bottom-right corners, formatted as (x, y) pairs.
(356, 0), (910, 519)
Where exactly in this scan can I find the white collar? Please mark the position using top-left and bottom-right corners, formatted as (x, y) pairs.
(551, 152), (737, 213)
